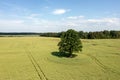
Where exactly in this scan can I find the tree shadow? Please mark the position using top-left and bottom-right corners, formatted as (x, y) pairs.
(51, 51), (77, 58)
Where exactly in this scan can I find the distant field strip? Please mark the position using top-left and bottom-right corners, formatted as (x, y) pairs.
(25, 48), (48, 80)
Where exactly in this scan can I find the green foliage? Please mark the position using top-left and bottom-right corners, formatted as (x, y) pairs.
(58, 29), (82, 57)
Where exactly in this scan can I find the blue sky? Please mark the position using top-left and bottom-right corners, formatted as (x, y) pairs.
(0, 0), (120, 32)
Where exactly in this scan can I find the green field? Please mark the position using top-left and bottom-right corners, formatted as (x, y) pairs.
(0, 37), (120, 80)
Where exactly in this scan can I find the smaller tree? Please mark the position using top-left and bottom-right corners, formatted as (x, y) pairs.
(58, 29), (83, 57)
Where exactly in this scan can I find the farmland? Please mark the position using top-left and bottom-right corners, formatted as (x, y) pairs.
(0, 37), (120, 80)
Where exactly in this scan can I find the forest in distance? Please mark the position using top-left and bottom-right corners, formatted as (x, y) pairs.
(0, 30), (120, 39)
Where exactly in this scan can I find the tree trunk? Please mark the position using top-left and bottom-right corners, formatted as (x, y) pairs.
(68, 49), (72, 57)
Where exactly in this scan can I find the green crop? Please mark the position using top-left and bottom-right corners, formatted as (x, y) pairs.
(0, 37), (120, 80)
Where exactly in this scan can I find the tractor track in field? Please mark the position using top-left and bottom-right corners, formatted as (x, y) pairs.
(25, 49), (48, 80)
(109, 52), (120, 56)
(28, 50), (48, 80)
(86, 54), (120, 76)
(26, 51), (42, 80)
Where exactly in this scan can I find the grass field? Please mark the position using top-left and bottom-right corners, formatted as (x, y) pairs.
(0, 37), (120, 80)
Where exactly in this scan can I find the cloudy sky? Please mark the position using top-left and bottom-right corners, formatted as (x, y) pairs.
(0, 0), (120, 32)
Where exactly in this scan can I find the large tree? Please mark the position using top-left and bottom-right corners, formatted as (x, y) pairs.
(58, 29), (83, 57)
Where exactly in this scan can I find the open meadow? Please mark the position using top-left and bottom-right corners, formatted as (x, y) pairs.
(0, 37), (120, 80)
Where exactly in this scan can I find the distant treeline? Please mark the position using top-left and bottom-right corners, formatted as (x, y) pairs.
(78, 30), (120, 39)
(0, 30), (120, 39)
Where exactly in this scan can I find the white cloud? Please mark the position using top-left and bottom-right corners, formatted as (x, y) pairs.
(29, 14), (40, 17)
(0, 20), (24, 25)
(26, 13), (41, 20)
(67, 16), (84, 19)
(87, 18), (120, 26)
(52, 9), (68, 15)
(63, 16), (120, 31)
(67, 16), (78, 19)
(0, 14), (120, 32)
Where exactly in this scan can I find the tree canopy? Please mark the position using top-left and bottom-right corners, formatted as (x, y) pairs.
(58, 29), (83, 57)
